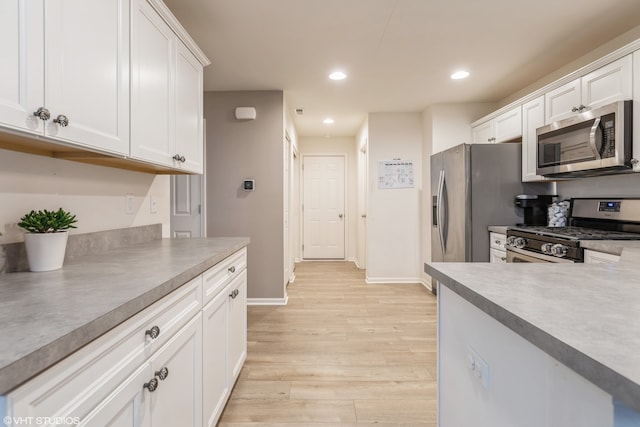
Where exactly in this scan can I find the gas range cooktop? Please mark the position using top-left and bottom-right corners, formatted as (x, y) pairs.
(507, 225), (640, 241)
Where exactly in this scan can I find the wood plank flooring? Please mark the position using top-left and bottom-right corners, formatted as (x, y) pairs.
(218, 261), (437, 426)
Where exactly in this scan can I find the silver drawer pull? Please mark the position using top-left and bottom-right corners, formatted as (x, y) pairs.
(33, 107), (50, 121)
(143, 378), (158, 392)
(155, 367), (169, 381)
(53, 114), (69, 127)
(145, 325), (160, 339)
(228, 266), (236, 274)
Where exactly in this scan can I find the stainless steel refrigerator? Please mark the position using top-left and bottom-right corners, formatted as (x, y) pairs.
(430, 143), (546, 267)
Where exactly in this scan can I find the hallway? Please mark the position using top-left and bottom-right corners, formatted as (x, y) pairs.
(218, 261), (437, 426)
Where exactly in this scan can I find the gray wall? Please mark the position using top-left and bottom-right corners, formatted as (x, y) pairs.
(204, 91), (284, 300)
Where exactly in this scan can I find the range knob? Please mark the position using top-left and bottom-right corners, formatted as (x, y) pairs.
(513, 237), (528, 249)
(551, 244), (568, 258)
(506, 236), (517, 246)
(541, 243), (554, 255)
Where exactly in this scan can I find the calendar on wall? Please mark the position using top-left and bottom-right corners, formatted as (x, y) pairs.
(378, 160), (414, 189)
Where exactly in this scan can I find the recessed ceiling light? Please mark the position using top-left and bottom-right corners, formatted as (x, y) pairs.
(323, 118), (334, 124)
(451, 70), (470, 80)
(329, 71), (347, 80)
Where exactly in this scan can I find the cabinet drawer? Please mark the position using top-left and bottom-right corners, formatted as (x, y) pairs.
(490, 248), (507, 263)
(203, 248), (247, 305)
(490, 232), (507, 251)
(584, 249), (620, 264)
(7, 276), (202, 423)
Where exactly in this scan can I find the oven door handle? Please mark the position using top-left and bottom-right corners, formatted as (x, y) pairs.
(437, 170), (446, 255)
(589, 117), (602, 160)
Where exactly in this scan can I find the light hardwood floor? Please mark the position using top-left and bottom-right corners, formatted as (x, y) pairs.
(218, 261), (437, 426)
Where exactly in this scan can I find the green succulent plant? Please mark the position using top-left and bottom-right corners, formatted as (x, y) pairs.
(18, 208), (78, 233)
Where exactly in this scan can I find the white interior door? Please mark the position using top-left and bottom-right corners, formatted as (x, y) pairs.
(170, 174), (203, 238)
(302, 155), (345, 259)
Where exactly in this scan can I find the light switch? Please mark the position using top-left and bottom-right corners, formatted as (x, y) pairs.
(125, 194), (135, 214)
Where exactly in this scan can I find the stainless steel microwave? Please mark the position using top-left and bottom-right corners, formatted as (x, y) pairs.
(536, 100), (633, 177)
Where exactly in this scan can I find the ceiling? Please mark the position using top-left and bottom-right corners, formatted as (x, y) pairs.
(163, 0), (640, 137)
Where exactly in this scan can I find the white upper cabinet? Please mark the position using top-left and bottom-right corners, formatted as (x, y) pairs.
(131, 0), (205, 174)
(545, 55), (632, 123)
(521, 96), (547, 182)
(0, 0), (130, 155)
(472, 106), (522, 144)
(0, 0), (44, 135)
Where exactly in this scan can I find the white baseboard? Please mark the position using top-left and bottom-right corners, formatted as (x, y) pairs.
(247, 296), (289, 306)
(365, 276), (424, 285)
(288, 272), (296, 284)
(347, 257), (365, 269)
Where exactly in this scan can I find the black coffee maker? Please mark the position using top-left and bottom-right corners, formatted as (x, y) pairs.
(514, 195), (556, 226)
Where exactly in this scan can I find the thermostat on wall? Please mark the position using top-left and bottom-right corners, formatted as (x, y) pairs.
(243, 179), (255, 191)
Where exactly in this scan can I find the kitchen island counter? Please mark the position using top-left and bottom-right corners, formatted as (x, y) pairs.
(0, 237), (249, 395)
(425, 246), (640, 414)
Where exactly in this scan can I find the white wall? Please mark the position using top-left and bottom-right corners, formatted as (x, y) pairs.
(0, 149), (170, 243)
(298, 136), (358, 262)
(366, 112), (422, 283)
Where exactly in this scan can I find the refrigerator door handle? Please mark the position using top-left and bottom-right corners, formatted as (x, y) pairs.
(437, 170), (446, 255)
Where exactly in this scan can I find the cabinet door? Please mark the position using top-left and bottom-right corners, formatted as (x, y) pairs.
(581, 55), (632, 111)
(521, 96), (547, 182)
(202, 286), (230, 427)
(471, 120), (495, 144)
(0, 0), (44, 134)
(44, 0), (129, 155)
(494, 107), (521, 143)
(545, 78), (581, 123)
(489, 248), (507, 264)
(584, 249), (620, 264)
(228, 271), (247, 383)
(78, 364), (151, 427)
(174, 43), (204, 174)
(131, 0), (175, 167)
(149, 314), (203, 427)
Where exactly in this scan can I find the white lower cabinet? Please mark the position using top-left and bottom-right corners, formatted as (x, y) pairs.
(202, 250), (248, 427)
(584, 249), (621, 264)
(4, 248), (248, 427)
(489, 232), (507, 263)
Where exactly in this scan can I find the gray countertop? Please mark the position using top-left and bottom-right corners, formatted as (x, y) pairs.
(487, 225), (508, 234)
(0, 237), (249, 395)
(425, 247), (640, 413)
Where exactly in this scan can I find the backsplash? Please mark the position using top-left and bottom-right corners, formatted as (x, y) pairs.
(0, 224), (162, 274)
(556, 173), (640, 200)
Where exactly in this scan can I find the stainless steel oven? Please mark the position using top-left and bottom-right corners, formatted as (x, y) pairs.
(506, 198), (640, 263)
(506, 247), (575, 263)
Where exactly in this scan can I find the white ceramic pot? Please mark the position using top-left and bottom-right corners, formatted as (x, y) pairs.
(23, 231), (69, 272)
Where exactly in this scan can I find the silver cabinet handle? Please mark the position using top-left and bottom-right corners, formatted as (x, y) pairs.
(145, 325), (160, 339)
(33, 107), (50, 121)
(155, 367), (169, 381)
(500, 256), (506, 261)
(229, 289), (239, 299)
(572, 105), (587, 113)
(228, 266), (236, 273)
(361, 214), (366, 218)
(173, 154), (186, 162)
(53, 114), (69, 127)
(143, 378), (158, 392)
(338, 214), (343, 218)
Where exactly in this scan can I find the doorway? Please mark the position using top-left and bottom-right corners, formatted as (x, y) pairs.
(302, 155), (346, 259)
(170, 174), (204, 238)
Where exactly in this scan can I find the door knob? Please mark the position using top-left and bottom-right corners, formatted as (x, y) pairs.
(338, 214), (343, 218)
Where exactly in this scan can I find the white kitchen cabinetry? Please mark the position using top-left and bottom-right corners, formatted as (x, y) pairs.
(521, 96), (547, 182)
(472, 106), (522, 144)
(5, 276), (203, 425)
(131, 0), (204, 174)
(439, 286), (614, 427)
(545, 55), (632, 123)
(584, 249), (620, 264)
(0, 0), (130, 156)
(489, 232), (507, 263)
(202, 248), (247, 427)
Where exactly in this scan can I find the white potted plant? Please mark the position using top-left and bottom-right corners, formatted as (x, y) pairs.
(18, 208), (78, 272)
